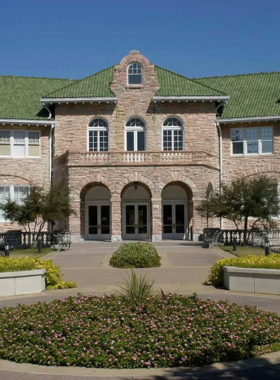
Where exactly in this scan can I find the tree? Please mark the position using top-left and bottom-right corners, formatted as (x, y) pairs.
(197, 176), (279, 243)
(0, 185), (75, 243)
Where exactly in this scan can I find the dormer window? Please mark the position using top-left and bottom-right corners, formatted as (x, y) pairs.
(127, 62), (142, 85)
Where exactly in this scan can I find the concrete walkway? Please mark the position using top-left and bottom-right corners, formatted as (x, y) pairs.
(0, 242), (280, 379)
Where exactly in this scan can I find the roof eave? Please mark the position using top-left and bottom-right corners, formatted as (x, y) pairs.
(152, 96), (230, 102)
(217, 115), (280, 124)
(0, 118), (54, 126)
(41, 97), (118, 104)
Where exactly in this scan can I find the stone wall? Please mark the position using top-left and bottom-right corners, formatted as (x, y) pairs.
(0, 125), (50, 232)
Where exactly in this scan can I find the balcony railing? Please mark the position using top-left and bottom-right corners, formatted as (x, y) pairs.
(55, 150), (219, 167)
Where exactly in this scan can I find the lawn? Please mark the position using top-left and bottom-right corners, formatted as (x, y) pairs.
(0, 294), (279, 368)
(220, 245), (266, 257)
(6, 247), (53, 258)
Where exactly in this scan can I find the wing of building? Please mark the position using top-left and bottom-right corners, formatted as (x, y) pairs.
(1, 50), (279, 241)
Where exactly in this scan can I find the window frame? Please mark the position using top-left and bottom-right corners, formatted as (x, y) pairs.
(162, 117), (184, 151)
(127, 62), (143, 86)
(124, 117), (146, 151)
(87, 118), (109, 152)
(230, 126), (273, 156)
(0, 185), (30, 222)
(0, 130), (41, 158)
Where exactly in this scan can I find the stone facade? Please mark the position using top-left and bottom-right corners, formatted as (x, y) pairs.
(1, 51), (279, 240)
(0, 125), (50, 232)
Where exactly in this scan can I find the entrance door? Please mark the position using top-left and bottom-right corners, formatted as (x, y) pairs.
(163, 203), (186, 239)
(87, 204), (110, 240)
(124, 203), (149, 240)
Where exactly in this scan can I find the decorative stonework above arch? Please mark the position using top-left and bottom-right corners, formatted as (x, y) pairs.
(158, 172), (198, 198)
(116, 173), (155, 197)
(74, 174), (113, 199)
(0, 170), (34, 185)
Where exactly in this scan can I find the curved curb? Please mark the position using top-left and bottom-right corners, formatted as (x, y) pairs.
(0, 351), (280, 379)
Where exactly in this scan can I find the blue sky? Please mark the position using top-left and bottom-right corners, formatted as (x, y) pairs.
(0, 0), (279, 79)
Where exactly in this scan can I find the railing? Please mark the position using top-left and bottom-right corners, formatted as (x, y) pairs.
(62, 150), (219, 167)
(0, 232), (55, 249)
(203, 228), (280, 247)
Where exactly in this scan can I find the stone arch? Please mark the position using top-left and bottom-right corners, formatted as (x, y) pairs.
(116, 173), (155, 198)
(0, 170), (34, 185)
(157, 173), (198, 198)
(73, 174), (113, 199)
(242, 165), (280, 179)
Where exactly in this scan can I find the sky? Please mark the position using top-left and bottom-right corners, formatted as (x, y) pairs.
(0, 0), (279, 80)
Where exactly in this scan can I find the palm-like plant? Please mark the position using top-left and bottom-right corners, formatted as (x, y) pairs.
(116, 270), (155, 304)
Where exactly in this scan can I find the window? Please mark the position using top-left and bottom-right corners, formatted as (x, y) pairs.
(0, 130), (40, 157)
(125, 118), (145, 151)
(0, 185), (29, 221)
(88, 118), (109, 152)
(127, 62), (142, 85)
(231, 127), (273, 155)
(162, 117), (183, 151)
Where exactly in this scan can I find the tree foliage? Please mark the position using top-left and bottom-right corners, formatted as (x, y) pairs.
(0, 185), (75, 238)
(197, 176), (279, 242)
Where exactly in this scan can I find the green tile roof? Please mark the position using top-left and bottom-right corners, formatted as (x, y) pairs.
(43, 66), (116, 98)
(154, 66), (227, 96)
(195, 72), (280, 119)
(0, 76), (75, 121)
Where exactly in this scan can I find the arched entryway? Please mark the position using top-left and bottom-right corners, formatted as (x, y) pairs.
(121, 183), (151, 240)
(162, 182), (193, 240)
(83, 184), (111, 240)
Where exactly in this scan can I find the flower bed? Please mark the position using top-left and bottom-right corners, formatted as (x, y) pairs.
(0, 257), (77, 289)
(0, 294), (279, 368)
(205, 254), (280, 286)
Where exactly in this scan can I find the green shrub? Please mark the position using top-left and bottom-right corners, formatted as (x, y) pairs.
(109, 242), (161, 268)
(0, 257), (77, 289)
(0, 294), (280, 368)
(116, 270), (156, 303)
(206, 254), (280, 286)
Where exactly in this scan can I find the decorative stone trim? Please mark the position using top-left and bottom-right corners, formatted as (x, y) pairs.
(223, 266), (280, 295)
(0, 269), (46, 297)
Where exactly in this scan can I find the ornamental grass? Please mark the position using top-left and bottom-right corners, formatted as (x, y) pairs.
(0, 294), (279, 368)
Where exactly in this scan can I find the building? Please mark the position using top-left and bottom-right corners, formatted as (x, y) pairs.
(0, 50), (279, 241)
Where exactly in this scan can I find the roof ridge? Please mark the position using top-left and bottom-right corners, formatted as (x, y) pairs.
(0, 74), (76, 81)
(154, 65), (228, 96)
(43, 65), (117, 98)
(195, 71), (280, 80)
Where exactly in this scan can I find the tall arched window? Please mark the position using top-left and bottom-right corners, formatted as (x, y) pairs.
(127, 62), (142, 85)
(88, 118), (109, 151)
(162, 117), (183, 151)
(125, 118), (146, 151)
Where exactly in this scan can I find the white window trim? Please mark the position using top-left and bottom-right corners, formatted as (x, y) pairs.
(230, 126), (273, 156)
(0, 185), (30, 222)
(127, 62), (143, 86)
(87, 118), (109, 152)
(0, 130), (41, 158)
(162, 116), (184, 151)
(124, 118), (146, 151)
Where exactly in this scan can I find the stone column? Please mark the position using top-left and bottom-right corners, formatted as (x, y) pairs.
(151, 197), (162, 242)
(69, 199), (82, 241)
(192, 197), (204, 242)
(111, 197), (122, 242)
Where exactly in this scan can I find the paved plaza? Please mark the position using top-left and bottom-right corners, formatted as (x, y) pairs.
(0, 242), (280, 379)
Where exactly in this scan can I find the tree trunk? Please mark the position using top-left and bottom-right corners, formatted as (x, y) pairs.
(244, 217), (249, 245)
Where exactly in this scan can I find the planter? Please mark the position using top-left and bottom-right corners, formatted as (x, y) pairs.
(0, 269), (46, 297)
(223, 266), (280, 295)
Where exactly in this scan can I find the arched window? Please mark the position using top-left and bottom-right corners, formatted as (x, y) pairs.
(127, 62), (142, 85)
(125, 118), (146, 151)
(88, 118), (109, 151)
(162, 117), (183, 151)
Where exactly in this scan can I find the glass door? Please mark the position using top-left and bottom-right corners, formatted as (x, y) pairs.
(87, 204), (110, 240)
(163, 203), (186, 239)
(124, 203), (149, 240)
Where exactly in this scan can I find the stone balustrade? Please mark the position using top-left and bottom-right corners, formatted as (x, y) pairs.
(59, 150), (219, 167)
